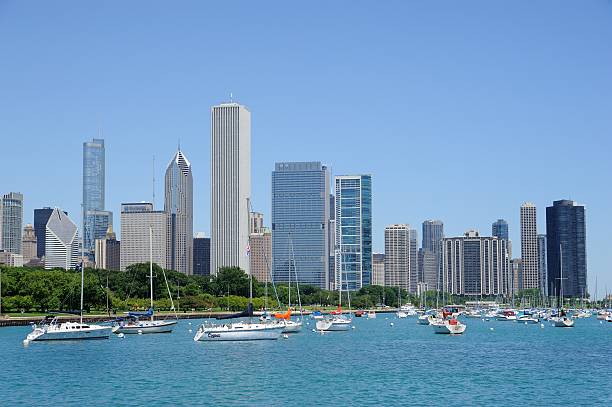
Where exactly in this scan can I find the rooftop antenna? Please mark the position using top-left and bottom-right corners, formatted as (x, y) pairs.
(230, 92), (233, 103)
(178, 138), (181, 151)
(152, 155), (155, 209)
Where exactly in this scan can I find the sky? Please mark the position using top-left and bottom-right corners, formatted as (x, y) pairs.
(1, 1), (611, 298)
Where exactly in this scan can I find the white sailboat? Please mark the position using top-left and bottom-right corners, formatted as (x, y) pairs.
(277, 238), (303, 334)
(113, 227), (177, 334)
(396, 286), (407, 318)
(316, 267), (352, 332)
(193, 199), (284, 342)
(552, 244), (575, 328)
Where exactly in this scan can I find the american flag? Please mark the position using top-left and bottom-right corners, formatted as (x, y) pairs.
(245, 244), (251, 256)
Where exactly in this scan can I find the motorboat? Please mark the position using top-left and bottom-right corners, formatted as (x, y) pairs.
(25, 316), (111, 342)
(431, 318), (466, 335)
(497, 310), (517, 321)
(517, 314), (539, 324)
(316, 316), (351, 332)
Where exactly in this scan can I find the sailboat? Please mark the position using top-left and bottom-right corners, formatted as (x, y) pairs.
(316, 268), (352, 332)
(552, 244), (575, 328)
(276, 237), (303, 333)
(396, 286), (407, 318)
(113, 227), (177, 334)
(24, 221), (112, 343)
(193, 199), (284, 342)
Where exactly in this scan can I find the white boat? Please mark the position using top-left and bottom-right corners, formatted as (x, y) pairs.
(517, 315), (539, 324)
(417, 314), (433, 325)
(396, 311), (408, 319)
(464, 309), (482, 318)
(26, 317), (112, 342)
(316, 316), (351, 331)
(552, 316), (575, 328)
(431, 318), (466, 335)
(281, 319), (303, 333)
(497, 310), (517, 321)
(113, 227), (177, 335)
(194, 321), (284, 341)
(367, 311), (377, 319)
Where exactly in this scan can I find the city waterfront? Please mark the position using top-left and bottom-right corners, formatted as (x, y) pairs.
(2, 316), (610, 406)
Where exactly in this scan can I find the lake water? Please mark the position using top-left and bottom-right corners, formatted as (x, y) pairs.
(1, 316), (611, 406)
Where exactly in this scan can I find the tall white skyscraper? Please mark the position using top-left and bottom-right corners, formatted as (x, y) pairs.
(520, 202), (539, 290)
(120, 203), (167, 271)
(210, 102), (251, 275)
(165, 149), (193, 275)
(384, 224), (418, 292)
(44, 208), (80, 270)
(0, 192), (24, 254)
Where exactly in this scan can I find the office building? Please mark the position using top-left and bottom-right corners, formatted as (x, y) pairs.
(334, 175), (372, 291)
(94, 225), (120, 271)
(422, 220), (443, 292)
(372, 253), (385, 286)
(21, 224), (37, 263)
(193, 233), (211, 276)
(546, 200), (587, 298)
(210, 102), (251, 275)
(165, 149), (193, 275)
(272, 162), (330, 289)
(120, 203), (167, 271)
(250, 227), (272, 283)
(250, 212), (264, 234)
(83, 138), (107, 254)
(34, 207), (66, 259)
(0, 192), (23, 254)
(492, 219), (509, 241)
(0, 250), (23, 267)
(520, 202), (539, 290)
(44, 208), (80, 270)
(510, 258), (522, 297)
(537, 234), (548, 296)
(440, 230), (510, 296)
(384, 225), (418, 292)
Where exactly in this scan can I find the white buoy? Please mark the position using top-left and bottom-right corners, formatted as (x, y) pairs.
(189, 329), (192, 333)
(352, 325), (356, 329)
(283, 334), (289, 339)
(23, 339), (30, 346)
(138, 330), (143, 335)
(524, 322), (528, 325)
(490, 327), (494, 331)
(118, 333), (125, 338)
(312, 328), (316, 332)
(390, 322), (394, 327)
(540, 324), (545, 328)
(306, 322), (309, 326)
(600, 321), (603, 325)
(188, 322), (192, 325)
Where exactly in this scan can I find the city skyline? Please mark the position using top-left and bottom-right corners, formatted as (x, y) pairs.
(1, 2), (610, 293)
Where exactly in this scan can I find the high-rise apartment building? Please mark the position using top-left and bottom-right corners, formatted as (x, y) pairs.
(520, 203), (539, 290)
(21, 224), (37, 263)
(44, 208), (80, 270)
(83, 138), (109, 255)
(272, 162), (330, 289)
(250, 212), (264, 234)
(546, 200), (587, 298)
(492, 219), (509, 241)
(210, 102), (251, 275)
(120, 203), (167, 271)
(94, 225), (121, 271)
(421, 220), (443, 291)
(334, 175), (372, 291)
(537, 234), (548, 296)
(193, 233), (211, 276)
(250, 227), (272, 283)
(440, 230), (510, 296)
(384, 225), (418, 292)
(0, 192), (24, 254)
(372, 253), (385, 286)
(165, 150), (193, 275)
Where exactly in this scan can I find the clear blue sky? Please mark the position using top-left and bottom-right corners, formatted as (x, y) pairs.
(1, 1), (611, 297)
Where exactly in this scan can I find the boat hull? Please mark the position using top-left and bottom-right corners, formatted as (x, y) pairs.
(112, 320), (177, 334)
(27, 325), (112, 341)
(281, 320), (303, 333)
(431, 321), (466, 334)
(194, 323), (283, 342)
(316, 318), (351, 331)
(553, 318), (575, 328)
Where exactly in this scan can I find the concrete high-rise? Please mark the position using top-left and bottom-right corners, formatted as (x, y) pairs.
(165, 150), (193, 275)
(210, 102), (251, 275)
(334, 175), (372, 291)
(440, 230), (510, 296)
(537, 234), (548, 296)
(250, 227), (272, 283)
(492, 219), (509, 241)
(0, 192), (23, 254)
(120, 203), (167, 271)
(250, 212), (264, 234)
(272, 162), (330, 289)
(520, 203), (539, 290)
(384, 225), (418, 292)
(546, 200), (587, 298)
(21, 224), (37, 263)
(44, 208), (80, 270)
(193, 233), (211, 276)
(83, 138), (109, 255)
(372, 253), (385, 286)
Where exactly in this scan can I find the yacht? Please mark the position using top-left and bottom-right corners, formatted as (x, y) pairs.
(25, 316), (111, 342)
(496, 310), (517, 321)
(517, 314), (539, 324)
(431, 317), (466, 334)
(316, 316), (351, 331)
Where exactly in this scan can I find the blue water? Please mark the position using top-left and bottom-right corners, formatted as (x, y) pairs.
(1, 316), (610, 406)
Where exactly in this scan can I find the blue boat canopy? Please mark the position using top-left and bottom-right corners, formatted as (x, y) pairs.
(127, 308), (154, 318)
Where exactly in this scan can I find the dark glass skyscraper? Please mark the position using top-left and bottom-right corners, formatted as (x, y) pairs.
(422, 220), (443, 291)
(546, 200), (587, 298)
(193, 235), (211, 276)
(272, 162), (330, 289)
(83, 138), (110, 255)
(492, 219), (509, 241)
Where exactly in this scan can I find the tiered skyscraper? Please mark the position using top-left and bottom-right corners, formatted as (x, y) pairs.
(210, 103), (251, 275)
(44, 208), (80, 270)
(83, 138), (112, 257)
(165, 150), (193, 275)
(384, 225), (418, 292)
(520, 202), (539, 290)
(334, 175), (372, 291)
(0, 192), (23, 255)
(272, 162), (330, 289)
(546, 200), (587, 298)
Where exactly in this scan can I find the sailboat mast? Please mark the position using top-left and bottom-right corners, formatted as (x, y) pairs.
(150, 226), (154, 322)
(80, 203), (85, 325)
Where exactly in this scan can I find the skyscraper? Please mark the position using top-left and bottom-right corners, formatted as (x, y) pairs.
(193, 233), (211, 276)
(384, 225), (418, 292)
(492, 219), (509, 241)
(94, 225), (120, 271)
(372, 253), (385, 286)
(165, 149), (193, 275)
(44, 208), (80, 270)
(120, 203), (167, 271)
(421, 220), (443, 291)
(440, 230), (510, 296)
(537, 234), (548, 296)
(546, 200), (587, 298)
(21, 224), (37, 263)
(250, 227), (272, 283)
(250, 212), (264, 234)
(272, 162), (330, 289)
(210, 102), (251, 275)
(83, 138), (109, 254)
(520, 202), (539, 290)
(334, 175), (372, 291)
(34, 207), (66, 259)
(0, 192), (23, 254)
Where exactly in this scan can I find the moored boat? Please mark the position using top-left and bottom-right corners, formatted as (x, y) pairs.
(431, 317), (466, 335)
